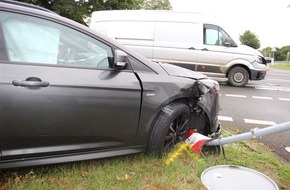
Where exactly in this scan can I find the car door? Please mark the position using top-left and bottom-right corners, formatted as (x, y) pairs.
(0, 11), (141, 159)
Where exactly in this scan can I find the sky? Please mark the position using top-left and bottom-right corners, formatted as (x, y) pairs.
(170, 0), (290, 49)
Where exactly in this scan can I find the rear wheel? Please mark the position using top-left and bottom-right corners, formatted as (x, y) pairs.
(147, 103), (190, 156)
(228, 66), (249, 87)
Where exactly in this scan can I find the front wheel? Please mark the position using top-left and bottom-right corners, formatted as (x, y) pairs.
(228, 67), (249, 87)
(147, 103), (190, 156)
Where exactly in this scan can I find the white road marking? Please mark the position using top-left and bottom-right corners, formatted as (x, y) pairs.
(279, 98), (290, 102)
(255, 87), (290, 92)
(218, 116), (233, 121)
(225, 94), (247, 98)
(146, 93), (155, 97)
(244, 119), (276, 126)
(285, 147), (290, 153)
(222, 93), (289, 102)
(252, 96), (273, 100)
(219, 116), (280, 127)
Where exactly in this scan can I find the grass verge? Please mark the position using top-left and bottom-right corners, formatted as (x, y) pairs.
(270, 64), (290, 70)
(0, 127), (289, 190)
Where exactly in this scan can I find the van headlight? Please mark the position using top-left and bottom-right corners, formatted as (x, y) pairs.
(253, 56), (263, 64)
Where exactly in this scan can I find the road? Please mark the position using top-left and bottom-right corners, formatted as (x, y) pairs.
(213, 68), (290, 162)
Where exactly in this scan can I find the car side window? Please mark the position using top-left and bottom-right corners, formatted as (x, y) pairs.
(0, 11), (113, 68)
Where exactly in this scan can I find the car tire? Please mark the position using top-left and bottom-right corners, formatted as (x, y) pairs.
(228, 66), (249, 87)
(147, 103), (190, 156)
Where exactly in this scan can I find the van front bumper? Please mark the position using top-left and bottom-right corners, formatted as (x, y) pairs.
(251, 70), (266, 80)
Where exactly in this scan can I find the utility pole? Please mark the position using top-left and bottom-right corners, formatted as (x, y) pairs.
(271, 47), (276, 64)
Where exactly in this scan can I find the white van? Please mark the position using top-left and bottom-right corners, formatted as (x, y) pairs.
(90, 10), (267, 87)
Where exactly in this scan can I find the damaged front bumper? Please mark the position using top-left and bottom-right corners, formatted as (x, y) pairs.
(189, 78), (221, 138)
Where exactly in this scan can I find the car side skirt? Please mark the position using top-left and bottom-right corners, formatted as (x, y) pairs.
(0, 146), (145, 169)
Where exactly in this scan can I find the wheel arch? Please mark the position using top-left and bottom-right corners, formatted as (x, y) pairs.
(226, 64), (251, 80)
(147, 98), (190, 131)
(146, 97), (213, 142)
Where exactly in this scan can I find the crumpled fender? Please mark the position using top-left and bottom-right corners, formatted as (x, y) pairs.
(189, 80), (220, 137)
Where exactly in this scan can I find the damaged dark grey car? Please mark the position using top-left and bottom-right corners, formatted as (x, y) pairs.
(0, 1), (220, 169)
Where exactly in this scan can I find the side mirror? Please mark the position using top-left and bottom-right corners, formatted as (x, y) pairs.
(223, 38), (238, 47)
(114, 50), (128, 69)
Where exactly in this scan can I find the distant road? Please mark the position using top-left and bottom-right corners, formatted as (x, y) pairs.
(213, 68), (290, 162)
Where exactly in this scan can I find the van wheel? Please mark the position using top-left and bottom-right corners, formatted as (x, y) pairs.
(228, 67), (249, 87)
(147, 103), (190, 156)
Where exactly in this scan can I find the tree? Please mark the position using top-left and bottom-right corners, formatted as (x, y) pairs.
(279, 46), (290, 60)
(142, 0), (171, 10)
(16, 0), (92, 23)
(261, 47), (272, 57)
(261, 46), (290, 61)
(275, 46), (290, 61)
(239, 30), (260, 49)
(15, 0), (171, 23)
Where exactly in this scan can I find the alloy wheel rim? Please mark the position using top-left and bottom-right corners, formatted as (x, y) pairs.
(164, 115), (188, 151)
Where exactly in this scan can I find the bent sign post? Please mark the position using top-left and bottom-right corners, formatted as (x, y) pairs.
(184, 121), (290, 154)
(205, 121), (290, 147)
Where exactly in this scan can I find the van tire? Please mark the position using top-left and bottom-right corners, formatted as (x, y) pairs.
(147, 103), (190, 156)
(228, 67), (249, 87)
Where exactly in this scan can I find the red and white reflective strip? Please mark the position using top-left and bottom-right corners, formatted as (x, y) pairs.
(185, 130), (211, 154)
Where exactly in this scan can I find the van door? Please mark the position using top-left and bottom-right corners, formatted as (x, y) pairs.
(153, 22), (199, 71)
(197, 24), (238, 77)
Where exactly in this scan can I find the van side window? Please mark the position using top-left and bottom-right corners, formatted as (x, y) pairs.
(0, 11), (113, 68)
(203, 24), (231, 46)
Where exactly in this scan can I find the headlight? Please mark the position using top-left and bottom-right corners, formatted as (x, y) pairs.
(253, 56), (263, 64)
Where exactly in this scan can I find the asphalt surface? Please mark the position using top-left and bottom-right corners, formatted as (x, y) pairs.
(212, 68), (290, 162)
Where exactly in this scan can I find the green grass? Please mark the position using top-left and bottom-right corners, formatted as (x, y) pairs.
(1, 128), (290, 190)
(270, 63), (290, 70)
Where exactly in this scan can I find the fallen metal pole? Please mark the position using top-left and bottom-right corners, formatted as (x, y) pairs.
(206, 121), (290, 146)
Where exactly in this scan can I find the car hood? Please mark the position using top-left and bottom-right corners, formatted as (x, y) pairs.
(158, 62), (207, 80)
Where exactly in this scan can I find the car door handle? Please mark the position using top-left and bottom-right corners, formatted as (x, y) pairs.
(12, 77), (49, 89)
(201, 48), (208, 51)
(188, 47), (196, 50)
